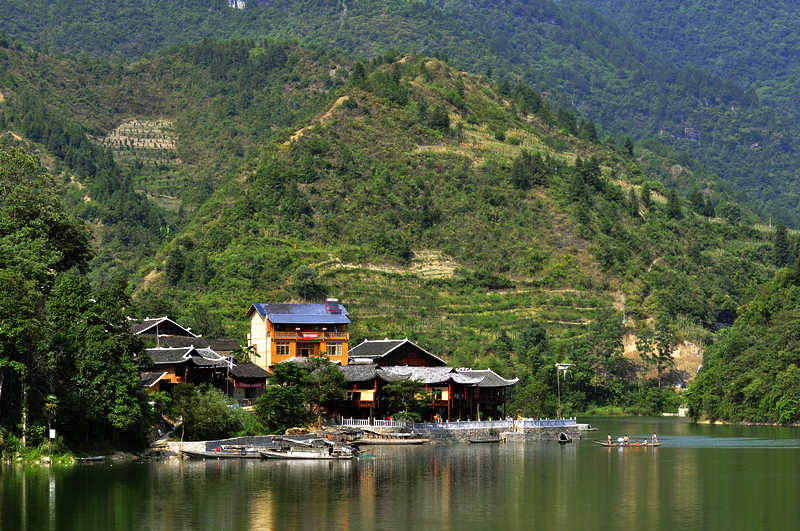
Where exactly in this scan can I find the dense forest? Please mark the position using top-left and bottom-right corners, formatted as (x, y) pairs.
(589, 0), (800, 126)
(2, 1), (800, 226)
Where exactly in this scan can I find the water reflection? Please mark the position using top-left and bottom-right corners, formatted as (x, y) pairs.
(2, 419), (800, 531)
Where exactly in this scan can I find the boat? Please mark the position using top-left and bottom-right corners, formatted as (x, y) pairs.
(468, 438), (501, 444)
(182, 447), (263, 459)
(351, 433), (430, 446)
(76, 456), (105, 462)
(260, 447), (356, 460)
(558, 432), (572, 444)
(593, 440), (662, 447)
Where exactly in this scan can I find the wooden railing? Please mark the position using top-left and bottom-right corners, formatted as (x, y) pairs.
(269, 331), (349, 340)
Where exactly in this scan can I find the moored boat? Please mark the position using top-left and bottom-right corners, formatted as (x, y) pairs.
(182, 448), (263, 459)
(468, 438), (501, 444)
(260, 446), (356, 460)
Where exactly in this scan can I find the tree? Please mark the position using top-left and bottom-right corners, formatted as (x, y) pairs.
(382, 378), (432, 424)
(429, 104), (450, 133)
(293, 265), (319, 301)
(624, 136), (635, 156)
(773, 224), (791, 267)
(305, 357), (346, 427)
(255, 385), (308, 434)
(171, 384), (243, 441)
(0, 147), (91, 285)
(665, 188), (682, 219)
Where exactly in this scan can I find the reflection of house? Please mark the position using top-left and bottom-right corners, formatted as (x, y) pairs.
(246, 299), (350, 371)
(334, 339), (518, 422)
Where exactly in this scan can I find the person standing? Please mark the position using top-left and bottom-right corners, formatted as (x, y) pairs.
(623, 434), (629, 445)
(653, 433), (658, 444)
(607, 433), (612, 445)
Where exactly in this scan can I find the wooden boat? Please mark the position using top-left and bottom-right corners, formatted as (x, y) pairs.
(593, 440), (663, 447)
(260, 446), (356, 460)
(558, 432), (572, 444)
(468, 438), (501, 444)
(349, 428), (429, 446)
(182, 448), (263, 459)
(76, 456), (105, 462)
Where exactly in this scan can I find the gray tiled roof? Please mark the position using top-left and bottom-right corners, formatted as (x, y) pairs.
(348, 338), (447, 365)
(339, 364), (517, 387)
(230, 362), (271, 379)
(147, 347), (194, 364)
(153, 336), (242, 352)
(340, 363), (379, 382)
(140, 371), (168, 388)
(130, 317), (197, 337)
(455, 368), (519, 387)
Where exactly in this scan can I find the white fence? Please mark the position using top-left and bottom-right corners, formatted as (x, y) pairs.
(340, 418), (406, 428)
(340, 418), (577, 429)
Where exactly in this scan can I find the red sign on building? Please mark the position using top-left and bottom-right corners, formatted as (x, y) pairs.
(235, 382), (265, 388)
(301, 332), (320, 340)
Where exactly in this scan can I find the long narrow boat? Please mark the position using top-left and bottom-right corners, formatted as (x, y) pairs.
(350, 431), (430, 446)
(593, 440), (663, 447)
(182, 449), (263, 459)
(351, 436), (429, 446)
(468, 438), (501, 444)
(260, 447), (356, 460)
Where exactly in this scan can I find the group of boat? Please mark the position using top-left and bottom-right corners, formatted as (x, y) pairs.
(181, 431), (434, 461)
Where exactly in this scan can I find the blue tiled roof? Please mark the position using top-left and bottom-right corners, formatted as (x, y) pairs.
(248, 303), (351, 325)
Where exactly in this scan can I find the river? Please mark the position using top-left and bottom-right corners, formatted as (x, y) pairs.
(2, 418), (799, 530)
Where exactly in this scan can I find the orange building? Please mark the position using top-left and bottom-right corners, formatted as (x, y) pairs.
(246, 299), (350, 371)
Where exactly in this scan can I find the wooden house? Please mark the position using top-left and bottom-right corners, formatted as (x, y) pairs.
(139, 346), (270, 401)
(333, 339), (518, 422)
(246, 299), (350, 371)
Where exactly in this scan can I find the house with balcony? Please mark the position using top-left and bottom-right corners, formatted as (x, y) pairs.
(334, 339), (518, 423)
(246, 299), (350, 371)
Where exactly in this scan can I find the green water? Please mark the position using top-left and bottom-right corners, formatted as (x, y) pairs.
(2, 418), (800, 530)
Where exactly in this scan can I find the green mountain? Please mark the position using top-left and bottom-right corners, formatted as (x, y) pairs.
(589, 0), (800, 124)
(133, 53), (792, 415)
(687, 264), (800, 425)
(2, 1), (800, 227)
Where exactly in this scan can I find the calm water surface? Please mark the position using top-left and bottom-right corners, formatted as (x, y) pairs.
(2, 418), (800, 530)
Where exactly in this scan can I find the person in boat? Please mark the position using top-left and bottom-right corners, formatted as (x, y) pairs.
(653, 433), (658, 444)
(643, 439), (648, 446)
(635, 441), (640, 447)
(607, 434), (612, 445)
(623, 435), (629, 445)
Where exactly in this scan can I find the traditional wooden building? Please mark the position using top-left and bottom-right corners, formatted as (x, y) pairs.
(139, 347), (270, 401)
(130, 316), (197, 340)
(246, 299), (350, 371)
(334, 339), (518, 422)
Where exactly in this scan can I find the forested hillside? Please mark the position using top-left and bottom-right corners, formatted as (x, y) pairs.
(589, 0), (800, 125)
(131, 54), (796, 418)
(0, 39), (345, 282)
(2, 1), (800, 226)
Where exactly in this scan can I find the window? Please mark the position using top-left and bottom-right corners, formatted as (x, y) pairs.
(327, 343), (342, 357)
(275, 342), (290, 356)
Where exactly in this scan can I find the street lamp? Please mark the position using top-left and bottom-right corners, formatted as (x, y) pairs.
(555, 363), (572, 420)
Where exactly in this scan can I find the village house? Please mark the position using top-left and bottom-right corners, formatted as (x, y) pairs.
(134, 316), (270, 402)
(334, 339), (518, 423)
(246, 299), (350, 371)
